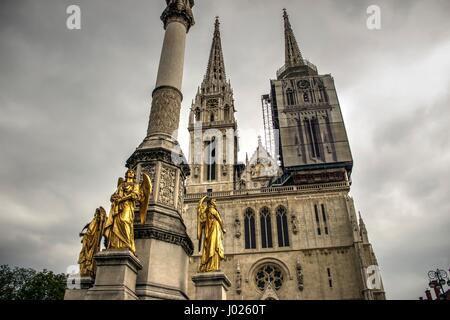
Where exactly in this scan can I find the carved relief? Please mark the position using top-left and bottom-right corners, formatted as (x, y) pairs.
(222, 164), (228, 176)
(291, 214), (299, 235)
(296, 258), (304, 291)
(161, 0), (195, 32)
(193, 165), (200, 178)
(159, 165), (176, 207)
(234, 214), (241, 239)
(236, 261), (242, 294)
(178, 178), (185, 210)
(147, 87), (182, 138)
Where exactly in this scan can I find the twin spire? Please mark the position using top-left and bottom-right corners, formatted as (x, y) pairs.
(283, 8), (304, 67)
(204, 16), (227, 84)
(202, 10), (305, 83)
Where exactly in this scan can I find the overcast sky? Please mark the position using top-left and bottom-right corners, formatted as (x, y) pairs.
(1, 0), (449, 300)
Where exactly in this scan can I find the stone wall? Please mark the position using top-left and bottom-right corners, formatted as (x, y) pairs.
(184, 184), (368, 300)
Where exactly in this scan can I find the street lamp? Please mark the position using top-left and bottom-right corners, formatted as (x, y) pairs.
(427, 269), (450, 300)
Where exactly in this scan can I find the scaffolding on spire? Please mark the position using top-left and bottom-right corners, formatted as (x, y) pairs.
(261, 94), (275, 158)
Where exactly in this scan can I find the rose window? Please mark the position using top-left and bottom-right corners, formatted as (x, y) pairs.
(254, 264), (284, 291)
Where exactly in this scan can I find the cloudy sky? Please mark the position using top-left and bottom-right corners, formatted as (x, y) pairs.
(1, 0), (449, 300)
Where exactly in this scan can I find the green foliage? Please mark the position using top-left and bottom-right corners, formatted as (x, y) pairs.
(0, 265), (66, 300)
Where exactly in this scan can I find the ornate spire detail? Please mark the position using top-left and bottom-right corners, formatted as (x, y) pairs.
(359, 211), (369, 243)
(283, 9), (304, 67)
(204, 16), (227, 85)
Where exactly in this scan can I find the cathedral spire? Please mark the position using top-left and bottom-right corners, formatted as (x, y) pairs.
(204, 16), (227, 84)
(283, 9), (304, 67)
(359, 212), (369, 243)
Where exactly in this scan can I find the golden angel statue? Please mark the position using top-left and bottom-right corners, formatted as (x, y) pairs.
(103, 169), (152, 254)
(78, 207), (107, 278)
(197, 196), (226, 272)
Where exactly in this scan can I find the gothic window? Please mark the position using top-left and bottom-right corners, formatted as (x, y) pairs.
(195, 108), (201, 121)
(321, 204), (329, 235)
(224, 105), (230, 121)
(286, 89), (295, 106)
(244, 208), (256, 249)
(305, 118), (321, 159)
(276, 206), (289, 247)
(206, 138), (216, 181)
(210, 112), (215, 123)
(311, 118), (321, 158)
(303, 92), (310, 103)
(327, 268), (333, 288)
(254, 264), (284, 291)
(260, 207), (273, 249)
(314, 204), (321, 235)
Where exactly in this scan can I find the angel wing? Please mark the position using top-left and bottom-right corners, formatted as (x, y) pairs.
(197, 196), (208, 240)
(139, 173), (152, 225)
(117, 177), (124, 188)
(96, 207), (108, 252)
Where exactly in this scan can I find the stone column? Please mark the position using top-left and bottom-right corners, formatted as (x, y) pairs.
(192, 272), (231, 300)
(142, 0), (195, 145)
(126, 0), (195, 300)
(85, 250), (143, 300)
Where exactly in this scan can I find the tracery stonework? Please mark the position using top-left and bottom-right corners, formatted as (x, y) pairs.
(147, 87), (182, 137)
(178, 179), (184, 210)
(159, 165), (176, 207)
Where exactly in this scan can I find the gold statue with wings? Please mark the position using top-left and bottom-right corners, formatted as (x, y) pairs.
(103, 169), (152, 254)
(78, 207), (107, 278)
(197, 196), (226, 272)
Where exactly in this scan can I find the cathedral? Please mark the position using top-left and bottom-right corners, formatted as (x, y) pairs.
(66, 1), (385, 301)
(183, 11), (385, 300)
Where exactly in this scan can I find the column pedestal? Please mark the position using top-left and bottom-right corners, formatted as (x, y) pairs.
(85, 249), (142, 300)
(127, 146), (194, 300)
(64, 276), (94, 300)
(192, 272), (231, 300)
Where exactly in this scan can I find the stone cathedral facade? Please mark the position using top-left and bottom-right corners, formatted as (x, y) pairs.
(183, 12), (385, 300)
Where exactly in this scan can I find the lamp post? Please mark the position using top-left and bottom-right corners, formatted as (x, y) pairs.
(427, 269), (450, 300)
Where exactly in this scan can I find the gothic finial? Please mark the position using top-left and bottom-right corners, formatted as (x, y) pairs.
(358, 211), (365, 225)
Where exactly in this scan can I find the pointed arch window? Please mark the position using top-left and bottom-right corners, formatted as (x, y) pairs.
(244, 208), (256, 249)
(286, 89), (295, 106)
(305, 118), (321, 159)
(260, 207), (273, 248)
(303, 92), (310, 103)
(276, 206), (290, 247)
(210, 112), (215, 123)
(206, 137), (216, 181)
(224, 105), (230, 121)
(195, 108), (201, 121)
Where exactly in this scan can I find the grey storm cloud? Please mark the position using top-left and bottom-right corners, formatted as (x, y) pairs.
(0, 0), (449, 300)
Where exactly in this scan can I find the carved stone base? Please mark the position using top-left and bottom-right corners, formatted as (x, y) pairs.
(64, 276), (94, 300)
(133, 203), (193, 300)
(85, 249), (142, 300)
(126, 142), (194, 300)
(192, 272), (231, 300)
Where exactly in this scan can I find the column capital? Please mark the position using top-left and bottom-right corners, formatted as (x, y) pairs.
(161, 0), (195, 32)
